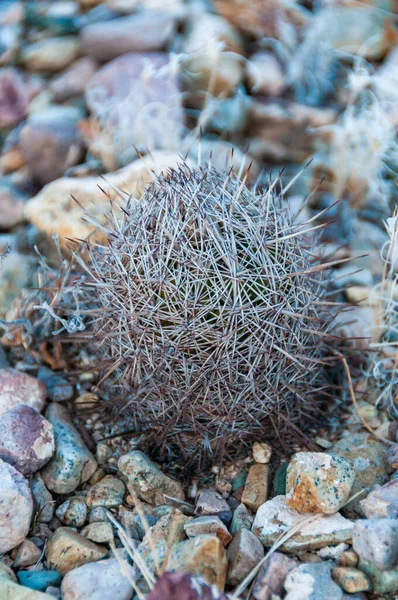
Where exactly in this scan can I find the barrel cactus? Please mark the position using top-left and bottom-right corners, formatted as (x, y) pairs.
(43, 165), (335, 464)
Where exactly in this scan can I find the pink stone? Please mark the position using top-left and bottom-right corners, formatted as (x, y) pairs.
(0, 367), (46, 416)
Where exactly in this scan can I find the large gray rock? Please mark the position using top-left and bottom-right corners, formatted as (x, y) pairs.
(352, 518), (398, 571)
(363, 480), (398, 519)
(284, 562), (343, 600)
(41, 403), (97, 494)
(226, 528), (264, 586)
(0, 459), (33, 553)
(0, 405), (54, 476)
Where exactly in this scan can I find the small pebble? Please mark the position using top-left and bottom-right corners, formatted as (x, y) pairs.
(56, 497), (87, 528)
(332, 567), (371, 593)
(241, 464), (270, 512)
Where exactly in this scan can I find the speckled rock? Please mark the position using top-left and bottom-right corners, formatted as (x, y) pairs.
(16, 570), (61, 592)
(86, 475), (125, 508)
(46, 527), (107, 576)
(0, 405), (54, 476)
(252, 552), (297, 600)
(285, 562), (343, 600)
(61, 558), (135, 600)
(49, 57), (97, 102)
(331, 433), (389, 516)
(80, 12), (175, 61)
(56, 497), (87, 528)
(332, 567), (370, 593)
(118, 451), (184, 506)
(119, 504), (174, 540)
(363, 479), (398, 518)
(195, 489), (232, 526)
(286, 452), (355, 514)
(226, 528), (264, 586)
(31, 474), (54, 523)
(41, 403), (97, 494)
(358, 557), (398, 594)
(81, 521), (114, 544)
(147, 571), (229, 600)
(12, 539), (42, 568)
(166, 534), (228, 590)
(352, 518), (398, 571)
(19, 107), (83, 185)
(241, 464), (271, 512)
(0, 368), (46, 416)
(230, 503), (252, 536)
(21, 37), (79, 72)
(0, 459), (33, 553)
(252, 495), (354, 552)
(184, 516), (232, 546)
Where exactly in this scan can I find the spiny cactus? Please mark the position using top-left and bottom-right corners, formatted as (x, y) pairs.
(59, 164), (335, 464)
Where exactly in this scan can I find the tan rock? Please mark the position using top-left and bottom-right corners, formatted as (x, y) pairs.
(166, 534), (228, 590)
(81, 522), (114, 544)
(252, 442), (272, 464)
(241, 464), (270, 512)
(184, 516), (232, 546)
(46, 527), (107, 576)
(24, 152), (195, 246)
(332, 566), (371, 593)
(12, 539), (41, 568)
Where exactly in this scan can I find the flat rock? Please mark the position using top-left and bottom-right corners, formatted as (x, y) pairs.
(86, 475), (125, 508)
(252, 495), (354, 552)
(46, 527), (108, 576)
(41, 403), (97, 494)
(16, 570), (61, 592)
(184, 516), (232, 546)
(331, 433), (389, 516)
(20, 37), (79, 72)
(284, 562), (343, 600)
(61, 558), (135, 600)
(332, 567), (370, 593)
(118, 450), (184, 506)
(24, 151), (195, 246)
(226, 528), (264, 586)
(352, 518), (398, 571)
(195, 489), (232, 526)
(80, 12), (176, 62)
(286, 452), (355, 514)
(0, 405), (54, 476)
(147, 571), (229, 600)
(252, 552), (297, 600)
(363, 479), (398, 518)
(166, 534), (228, 590)
(241, 464), (270, 512)
(0, 459), (33, 553)
(0, 368), (46, 416)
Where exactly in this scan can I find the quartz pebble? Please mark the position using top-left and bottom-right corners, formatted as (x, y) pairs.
(0, 405), (54, 476)
(352, 518), (398, 571)
(252, 552), (297, 600)
(184, 516), (232, 546)
(252, 442), (272, 464)
(332, 567), (371, 593)
(226, 528), (264, 586)
(195, 489), (232, 526)
(61, 558), (135, 600)
(166, 534), (228, 590)
(286, 452), (355, 514)
(0, 368), (46, 416)
(363, 479), (398, 518)
(118, 451), (184, 506)
(252, 495), (354, 552)
(284, 562), (343, 600)
(241, 464), (270, 512)
(46, 527), (107, 576)
(0, 459), (33, 554)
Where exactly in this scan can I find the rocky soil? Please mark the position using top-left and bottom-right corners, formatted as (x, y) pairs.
(0, 0), (398, 599)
